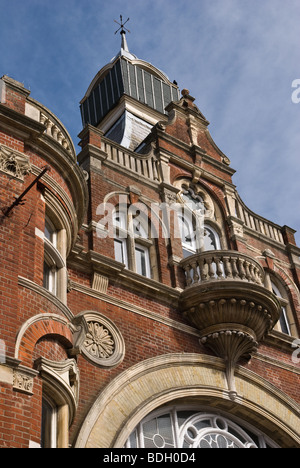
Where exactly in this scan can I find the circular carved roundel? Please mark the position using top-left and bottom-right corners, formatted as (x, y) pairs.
(80, 312), (125, 368)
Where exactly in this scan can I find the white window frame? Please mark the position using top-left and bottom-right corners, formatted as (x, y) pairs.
(134, 243), (151, 278)
(44, 218), (57, 247)
(114, 238), (128, 268)
(203, 225), (221, 251)
(43, 260), (57, 296)
(43, 216), (66, 301)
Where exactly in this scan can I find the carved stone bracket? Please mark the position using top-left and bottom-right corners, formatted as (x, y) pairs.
(180, 280), (281, 399)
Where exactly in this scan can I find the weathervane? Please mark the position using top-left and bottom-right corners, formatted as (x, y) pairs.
(114, 15), (130, 35)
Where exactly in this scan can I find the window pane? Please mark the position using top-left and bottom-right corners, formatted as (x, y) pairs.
(114, 239), (127, 266)
(43, 262), (57, 295)
(135, 246), (147, 276)
(135, 245), (151, 278)
(43, 262), (51, 290)
(45, 220), (57, 247)
(271, 283), (291, 335)
(181, 191), (204, 213)
(126, 408), (278, 448)
(41, 398), (57, 448)
(113, 211), (127, 230)
(203, 226), (220, 251)
(133, 218), (148, 238)
(279, 308), (290, 335)
(178, 214), (196, 252)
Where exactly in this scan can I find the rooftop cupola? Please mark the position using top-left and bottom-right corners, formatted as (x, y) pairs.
(80, 20), (180, 151)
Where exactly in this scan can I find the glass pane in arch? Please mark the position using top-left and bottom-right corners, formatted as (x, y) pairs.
(181, 190), (205, 214)
(203, 226), (220, 251)
(125, 406), (279, 449)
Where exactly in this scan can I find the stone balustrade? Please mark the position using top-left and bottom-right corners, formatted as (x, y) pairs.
(101, 138), (161, 182)
(235, 195), (284, 244)
(180, 250), (264, 287)
(24, 98), (76, 160)
(40, 112), (73, 155)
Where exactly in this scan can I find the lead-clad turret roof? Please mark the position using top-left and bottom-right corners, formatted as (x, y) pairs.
(80, 31), (180, 132)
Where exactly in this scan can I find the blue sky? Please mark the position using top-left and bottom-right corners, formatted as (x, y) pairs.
(1, 0), (300, 243)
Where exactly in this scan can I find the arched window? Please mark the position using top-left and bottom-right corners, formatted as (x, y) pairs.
(177, 191), (221, 258)
(173, 181), (226, 259)
(203, 225), (221, 251)
(125, 406), (278, 449)
(271, 282), (291, 336)
(36, 357), (79, 449)
(113, 208), (153, 279)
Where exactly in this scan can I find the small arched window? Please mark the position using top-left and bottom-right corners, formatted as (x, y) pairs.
(177, 201), (221, 258)
(203, 226), (221, 251)
(271, 282), (291, 336)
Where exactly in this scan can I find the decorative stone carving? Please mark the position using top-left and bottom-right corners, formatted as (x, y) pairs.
(0, 144), (31, 180)
(228, 217), (244, 239)
(160, 183), (180, 205)
(84, 321), (114, 359)
(72, 311), (125, 368)
(13, 370), (34, 394)
(92, 272), (109, 294)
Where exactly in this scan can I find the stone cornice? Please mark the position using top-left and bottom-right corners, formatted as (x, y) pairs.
(81, 249), (182, 304)
(0, 102), (45, 138)
(70, 280), (199, 338)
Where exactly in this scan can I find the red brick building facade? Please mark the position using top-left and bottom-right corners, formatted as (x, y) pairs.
(0, 34), (299, 448)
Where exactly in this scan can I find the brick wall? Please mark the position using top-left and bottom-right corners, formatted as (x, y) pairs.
(0, 75), (299, 449)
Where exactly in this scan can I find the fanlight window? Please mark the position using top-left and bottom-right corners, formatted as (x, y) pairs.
(125, 407), (278, 449)
(181, 188), (206, 214)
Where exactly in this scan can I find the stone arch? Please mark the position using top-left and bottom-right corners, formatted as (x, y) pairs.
(74, 353), (300, 448)
(15, 313), (73, 366)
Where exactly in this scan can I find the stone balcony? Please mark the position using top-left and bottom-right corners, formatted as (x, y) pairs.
(179, 250), (281, 398)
